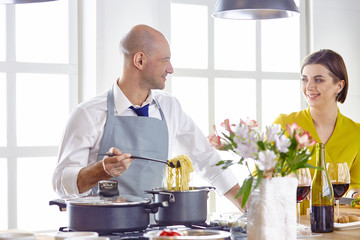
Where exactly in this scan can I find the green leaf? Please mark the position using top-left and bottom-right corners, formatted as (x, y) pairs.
(238, 157), (245, 165)
(254, 170), (263, 189)
(240, 176), (254, 208)
(257, 141), (265, 151)
(216, 160), (225, 166)
(303, 162), (323, 171)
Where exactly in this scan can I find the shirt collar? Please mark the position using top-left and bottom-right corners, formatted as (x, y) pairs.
(113, 83), (155, 114)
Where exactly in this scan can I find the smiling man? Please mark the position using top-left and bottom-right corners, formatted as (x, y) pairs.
(52, 24), (243, 210)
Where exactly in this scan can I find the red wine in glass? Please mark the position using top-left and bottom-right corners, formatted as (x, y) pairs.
(297, 185), (311, 203)
(332, 182), (350, 199)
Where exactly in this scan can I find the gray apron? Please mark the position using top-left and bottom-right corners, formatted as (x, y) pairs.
(92, 87), (169, 198)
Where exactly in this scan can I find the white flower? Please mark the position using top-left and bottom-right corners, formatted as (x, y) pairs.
(275, 134), (291, 153)
(233, 124), (249, 140)
(236, 141), (258, 159)
(256, 149), (277, 171)
(265, 124), (281, 142)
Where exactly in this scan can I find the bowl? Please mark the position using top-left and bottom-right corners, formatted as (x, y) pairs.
(55, 231), (99, 239)
(144, 229), (230, 240)
(0, 232), (35, 240)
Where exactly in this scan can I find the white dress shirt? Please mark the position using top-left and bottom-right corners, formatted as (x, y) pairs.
(52, 83), (238, 197)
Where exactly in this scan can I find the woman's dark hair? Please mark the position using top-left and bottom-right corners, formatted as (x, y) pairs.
(301, 49), (348, 103)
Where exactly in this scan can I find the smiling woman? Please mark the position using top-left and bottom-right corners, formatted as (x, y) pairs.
(273, 50), (360, 216)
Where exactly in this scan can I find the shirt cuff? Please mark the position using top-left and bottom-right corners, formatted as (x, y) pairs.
(209, 168), (239, 196)
(61, 167), (91, 197)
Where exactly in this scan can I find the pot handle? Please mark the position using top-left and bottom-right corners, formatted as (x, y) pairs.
(144, 190), (159, 195)
(204, 186), (216, 192)
(161, 192), (175, 203)
(145, 201), (169, 214)
(49, 199), (67, 212)
(144, 190), (176, 203)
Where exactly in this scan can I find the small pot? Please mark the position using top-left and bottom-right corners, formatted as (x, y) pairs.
(146, 186), (215, 225)
(50, 180), (168, 233)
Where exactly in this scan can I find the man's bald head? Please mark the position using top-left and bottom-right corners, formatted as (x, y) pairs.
(119, 24), (166, 57)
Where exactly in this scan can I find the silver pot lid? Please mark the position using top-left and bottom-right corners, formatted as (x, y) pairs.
(151, 186), (215, 193)
(66, 195), (150, 206)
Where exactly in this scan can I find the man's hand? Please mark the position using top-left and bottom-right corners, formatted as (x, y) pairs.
(102, 147), (134, 177)
(77, 147), (133, 194)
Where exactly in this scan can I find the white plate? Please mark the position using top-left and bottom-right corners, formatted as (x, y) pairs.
(0, 232), (35, 240)
(55, 232), (99, 240)
(144, 229), (230, 239)
(334, 221), (360, 230)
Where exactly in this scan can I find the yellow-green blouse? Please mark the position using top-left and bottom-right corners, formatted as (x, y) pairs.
(273, 107), (360, 191)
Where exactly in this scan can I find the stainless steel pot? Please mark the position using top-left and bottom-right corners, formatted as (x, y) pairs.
(145, 186), (215, 225)
(50, 180), (168, 233)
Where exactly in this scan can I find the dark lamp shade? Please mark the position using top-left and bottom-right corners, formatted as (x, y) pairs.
(212, 0), (300, 20)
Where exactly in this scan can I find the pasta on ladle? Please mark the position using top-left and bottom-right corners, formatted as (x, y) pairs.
(166, 155), (194, 191)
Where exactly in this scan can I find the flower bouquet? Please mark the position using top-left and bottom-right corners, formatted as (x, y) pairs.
(208, 118), (317, 208)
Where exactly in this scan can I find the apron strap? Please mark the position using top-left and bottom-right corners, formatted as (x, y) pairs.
(154, 98), (166, 121)
(107, 87), (115, 116)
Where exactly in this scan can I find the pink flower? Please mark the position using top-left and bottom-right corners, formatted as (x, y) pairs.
(286, 123), (316, 148)
(240, 118), (259, 129)
(286, 122), (300, 137)
(295, 130), (316, 148)
(221, 119), (233, 134)
(208, 133), (225, 150)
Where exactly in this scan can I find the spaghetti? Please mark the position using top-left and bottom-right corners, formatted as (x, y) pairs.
(166, 155), (194, 191)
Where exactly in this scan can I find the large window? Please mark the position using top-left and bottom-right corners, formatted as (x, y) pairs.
(171, 0), (306, 213)
(0, 1), (77, 230)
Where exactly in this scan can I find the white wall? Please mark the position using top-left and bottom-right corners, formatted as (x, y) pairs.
(79, 0), (97, 101)
(94, 0), (171, 95)
(80, 0), (360, 120)
(310, 0), (360, 122)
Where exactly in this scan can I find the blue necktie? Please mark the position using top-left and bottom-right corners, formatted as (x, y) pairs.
(129, 104), (149, 117)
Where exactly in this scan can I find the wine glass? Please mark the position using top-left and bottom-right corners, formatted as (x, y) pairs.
(297, 168), (311, 225)
(326, 162), (350, 220)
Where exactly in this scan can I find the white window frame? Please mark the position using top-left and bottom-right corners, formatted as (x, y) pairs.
(0, 1), (78, 229)
(170, 0), (309, 213)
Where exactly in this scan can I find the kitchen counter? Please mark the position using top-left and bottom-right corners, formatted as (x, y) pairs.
(299, 205), (360, 239)
(3, 206), (359, 240)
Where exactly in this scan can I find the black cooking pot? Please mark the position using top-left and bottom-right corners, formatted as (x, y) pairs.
(50, 180), (168, 233)
(145, 186), (215, 225)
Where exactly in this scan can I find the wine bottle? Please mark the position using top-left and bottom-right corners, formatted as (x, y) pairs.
(310, 143), (334, 233)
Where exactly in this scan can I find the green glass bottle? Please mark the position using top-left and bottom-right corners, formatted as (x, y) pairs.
(310, 143), (334, 233)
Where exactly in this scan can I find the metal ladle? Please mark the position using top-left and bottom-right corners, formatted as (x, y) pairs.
(96, 153), (181, 168)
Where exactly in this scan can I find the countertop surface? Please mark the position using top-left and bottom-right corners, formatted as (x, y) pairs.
(2, 205), (360, 240)
(299, 205), (360, 239)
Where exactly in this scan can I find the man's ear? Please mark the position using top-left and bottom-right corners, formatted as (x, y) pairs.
(133, 52), (146, 70)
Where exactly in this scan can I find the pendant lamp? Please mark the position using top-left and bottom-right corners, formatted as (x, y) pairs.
(212, 0), (299, 20)
(0, 0), (57, 4)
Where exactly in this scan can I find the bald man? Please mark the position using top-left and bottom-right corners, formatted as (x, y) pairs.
(52, 24), (242, 210)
